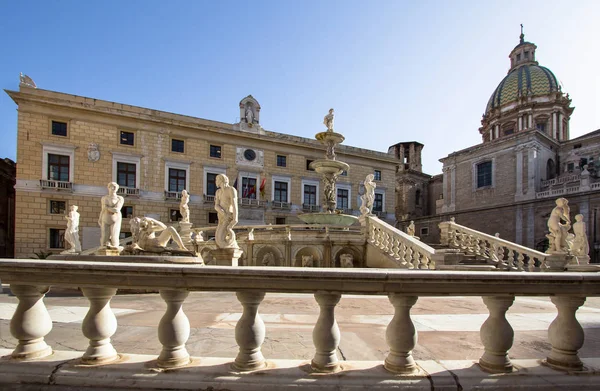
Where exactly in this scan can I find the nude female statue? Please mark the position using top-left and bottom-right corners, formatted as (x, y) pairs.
(98, 182), (125, 249)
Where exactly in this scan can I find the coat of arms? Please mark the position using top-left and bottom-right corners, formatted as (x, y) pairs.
(88, 143), (100, 162)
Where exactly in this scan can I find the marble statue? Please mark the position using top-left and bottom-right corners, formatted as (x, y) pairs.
(19, 73), (37, 88)
(62, 205), (81, 254)
(301, 255), (314, 267)
(87, 143), (100, 162)
(245, 107), (254, 124)
(323, 108), (335, 131)
(546, 197), (571, 253)
(359, 174), (376, 217)
(571, 214), (589, 258)
(323, 175), (337, 212)
(340, 254), (353, 268)
(214, 174), (239, 249)
(262, 252), (275, 266)
(406, 221), (416, 237)
(129, 217), (188, 253)
(179, 189), (190, 223)
(98, 182), (125, 250)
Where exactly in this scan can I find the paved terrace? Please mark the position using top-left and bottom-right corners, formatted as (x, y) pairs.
(0, 259), (599, 390)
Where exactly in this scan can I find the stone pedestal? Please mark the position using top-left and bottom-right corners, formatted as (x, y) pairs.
(543, 253), (570, 272)
(211, 248), (243, 267)
(96, 248), (121, 256)
(178, 222), (193, 250)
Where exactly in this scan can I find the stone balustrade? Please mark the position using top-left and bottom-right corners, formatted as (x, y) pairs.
(0, 259), (599, 390)
(367, 216), (436, 269)
(439, 219), (550, 271)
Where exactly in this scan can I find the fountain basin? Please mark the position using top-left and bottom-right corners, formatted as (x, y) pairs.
(315, 131), (345, 145)
(310, 160), (349, 175)
(297, 213), (358, 226)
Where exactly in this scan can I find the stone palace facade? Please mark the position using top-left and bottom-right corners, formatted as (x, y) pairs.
(6, 86), (398, 257)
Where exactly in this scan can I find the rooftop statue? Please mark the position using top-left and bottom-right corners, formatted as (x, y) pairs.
(323, 108), (334, 132)
(98, 182), (125, 251)
(61, 205), (81, 254)
(214, 174), (239, 249)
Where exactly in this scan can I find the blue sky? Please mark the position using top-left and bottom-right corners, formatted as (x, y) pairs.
(1, 1), (599, 174)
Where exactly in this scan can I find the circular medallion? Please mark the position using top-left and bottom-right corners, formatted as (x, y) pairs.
(244, 149), (256, 161)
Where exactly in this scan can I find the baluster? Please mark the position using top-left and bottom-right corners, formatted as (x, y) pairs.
(412, 250), (421, 269)
(81, 287), (118, 364)
(312, 292), (341, 373)
(506, 249), (515, 269)
(479, 296), (515, 373)
(528, 256), (536, 272)
(516, 253), (525, 271)
(391, 237), (400, 259)
(546, 296), (586, 371)
(9, 285), (53, 360)
(157, 289), (190, 368)
(406, 247), (415, 269)
(234, 291), (266, 371)
(474, 237), (482, 255)
(389, 236), (398, 258)
(385, 294), (418, 374)
(497, 247), (506, 269)
(419, 252), (430, 269)
(398, 244), (407, 267)
(450, 229), (459, 247)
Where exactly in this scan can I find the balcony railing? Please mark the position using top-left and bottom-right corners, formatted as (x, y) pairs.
(239, 198), (262, 207)
(540, 174), (581, 188)
(0, 258), (598, 390)
(39, 179), (73, 191)
(271, 201), (291, 209)
(117, 186), (140, 197)
(164, 191), (182, 201)
(204, 194), (215, 203)
(374, 210), (386, 218)
(302, 203), (320, 212)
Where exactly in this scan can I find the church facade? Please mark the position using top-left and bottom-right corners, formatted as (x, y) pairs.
(395, 32), (600, 262)
(6, 85), (398, 258)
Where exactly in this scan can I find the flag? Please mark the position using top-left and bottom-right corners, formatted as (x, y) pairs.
(259, 177), (266, 198)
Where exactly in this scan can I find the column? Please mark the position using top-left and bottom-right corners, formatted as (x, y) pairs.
(385, 294), (418, 374)
(515, 205), (523, 245)
(558, 113), (564, 141)
(81, 287), (118, 364)
(526, 146), (537, 196)
(528, 114), (533, 128)
(546, 296), (586, 371)
(518, 116), (523, 131)
(552, 112), (558, 139)
(515, 148), (524, 198)
(312, 292), (342, 372)
(157, 289), (190, 368)
(450, 165), (456, 210)
(399, 144), (405, 168)
(234, 291), (266, 371)
(9, 285), (53, 360)
(489, 129), (493, 141)
(409, 143), (416, 168)
(479, 296), (515, 373)
(495, 125), (500, 139)
(442, 167), (449, 211)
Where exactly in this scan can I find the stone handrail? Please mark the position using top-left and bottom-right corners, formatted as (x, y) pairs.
(439, 219), (549, 271)
(39, 179), (72, 191)
(367, 216), (436, 269)
(540, 173), (581, 188)
(0, 258), (598, 387)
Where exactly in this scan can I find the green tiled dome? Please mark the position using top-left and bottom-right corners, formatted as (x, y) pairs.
(485, 65), (559, 114)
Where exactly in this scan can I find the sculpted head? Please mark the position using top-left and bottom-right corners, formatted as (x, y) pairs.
(366, 174), (375, 182)
(340, 253), (354, 268)
(301, 255), (314, 267)
(70, 205), (78, 212)
(216, 174), (229, 188)
(107, 182), (119, 194)
(575, 214), (584, 222)
(181, 189), (188, 196)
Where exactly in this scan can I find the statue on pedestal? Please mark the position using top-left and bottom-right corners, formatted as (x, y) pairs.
(359, 174), (376, 217)
(262, 252), (275, 266)
(571, 214), (590, 261)
(98, 182), (125, 250)
(180, 189), (190, 223)
(546, 197), (571, 253)
(214, 174), (239, 249)
(406, 221), (416, 237)
(62, 205), (81, 254)
(129, 217), (189, 254)
(323, 108), (335, 131)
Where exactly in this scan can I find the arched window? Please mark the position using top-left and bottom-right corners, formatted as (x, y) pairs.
(415, 189), (421, 206)
(546, 159), (556, 180)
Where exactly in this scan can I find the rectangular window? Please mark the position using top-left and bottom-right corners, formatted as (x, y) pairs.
(170, 208), (182, 222)
(504, 128), (514, 136)
(276, 155), (287, 167)
(374, 170), (382, 181)
(49, 200), (66, 214)
(373, 193), (383, 212)
(274, 181), (288, 202)
(51, 121), (67, 137)
(536, 123), (546, 132)
(171, 139), (185, 153)
(49, 228), (65, 249)
(306, 159), (315, 171)
(241, 177), (257, 199)
(420, 227), (429, 237)
(275, 217), (286, 225)
(206, 173), (218, 196)
(168, 168), (186, 192)
(208, 212), (218, 224)
(524, 51), (529, 59)
(304, 185), (317, 205)
(516, 53), (521, 61)
(48, 154), (70, 181)
(120, 131), (135, 146)
(210, 145), (222, 158)
(121, 206), (133, 219)
(337, 188), (349, 209)
(117, 162), (136, 188)
(477, 161), (493, 188)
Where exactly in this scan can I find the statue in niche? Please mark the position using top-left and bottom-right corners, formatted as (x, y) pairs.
(214, 174), (239, 249)
(406, 221), (416, 237)
(301, 255), (314, 267)
(261, 252), (275, 266)
(62, 205), (81, 254)
(129, 217), (190, 254)
(87, 143), (100, 162)
(323, 108), (335, 131)
(340, 253), (354, 268)
(19, 72), (37, 88)
(98, 182), (125, 250)
(245, 106), (254, 124)
(359, 174), (376, 216)
(179, 189), (190, 223)
(546, 197), (571, 253)
(571, 214), (589, 258)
